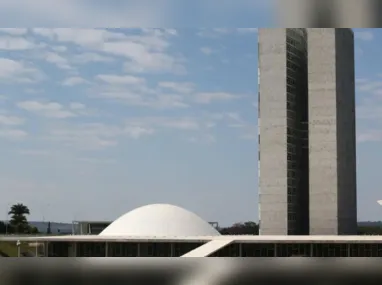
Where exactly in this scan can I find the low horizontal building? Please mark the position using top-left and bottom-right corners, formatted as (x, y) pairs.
(1, 204), (382, 257)
(71, 221), (111, 235)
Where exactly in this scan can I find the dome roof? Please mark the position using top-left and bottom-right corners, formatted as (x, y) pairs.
(99, 204), (220, 237)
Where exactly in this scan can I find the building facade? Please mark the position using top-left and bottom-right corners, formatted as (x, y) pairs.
(258, 28), (356, 235)
(2, 236), (382, 257)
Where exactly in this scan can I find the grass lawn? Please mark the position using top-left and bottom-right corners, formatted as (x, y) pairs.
(0, 241), (37, 257)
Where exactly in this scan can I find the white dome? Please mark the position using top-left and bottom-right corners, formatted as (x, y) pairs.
(99, 204), (220, 237)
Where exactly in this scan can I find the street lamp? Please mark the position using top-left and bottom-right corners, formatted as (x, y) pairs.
(41, 203), (50, 223)
(377, 200), (382, 206)
(16, 240), (21, 257)
(5, 203), (10, 235)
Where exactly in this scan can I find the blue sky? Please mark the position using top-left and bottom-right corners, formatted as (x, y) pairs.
(0, 11), (381, 225)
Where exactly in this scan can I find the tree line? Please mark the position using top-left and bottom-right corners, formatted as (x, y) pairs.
(1, 203), (382, 235)
(218, 222), (382, 235)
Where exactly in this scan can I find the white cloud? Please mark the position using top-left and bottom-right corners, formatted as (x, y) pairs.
(0, 114), (25, 126)
(123, 117), (200, 134)
(187, 134), (216, 144)
(349, 75), (382, 142)
(1, 1), (169, 27)
(0, 58), (44, 83)
(200, 47), (214, 55)
(96, 74), (145, 85)
(0, 28), (28, 36)
(24, 88), (44, 94)
(357, 97), (382, 120)
(31, 28), (185, 74)
(33, 112), (235, 150)
(92, 74), (190, 109)
(194, 92), (241, 104)
(355, 46), (363, 57)
(62, 76), (88, 86)
(75, 157), (116, 164)
(361, 82), (382, 92)
(17, 101), (76, 118)
(149, 94), (189, 109)
(197, 28), (258, 38)
(91, 81), (188, 110)
(47, 124), (120, 150)
(197, 28), (236, 38)
(356, 78), (369, 84)
(33, 28), (127, 47)
(241, 131), (257, 140)
(226, 112), (244, 123)
(124, 126), (155, 139)
(51, 45), (67, 52)
(357, 130), (382, 143)
(0, 129), (27, 140)
(157, 118), (199, 130)
(93, 75), (241, 108)
(45, 51), (72, 69)
(223, 112), (257, 140)
(158, 81), (194, 93)
(122, 50), (186, 74)
(32, 28), (56, 38)
(355, 30), (374, 41)
(237, 28), (258, 34)
(0, 36), (36, 50)
(69, 102), (86, 110)
(162, 29), (177, 36)
(98, 92), (188, 109)
(19, 149), (51, 156)
(72, 52), (114, 64)
(45, 122), (154, 150)
(356, 77), (382, 101)
(123, 113), (232, 134)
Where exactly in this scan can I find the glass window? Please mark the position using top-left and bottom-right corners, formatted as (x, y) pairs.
(77, 242), (105, 257)
(108, 243), (138, 257)
(49, 242), (70, 257)
(313, 244), (348, 257)
(173, 243), (204, 257)
(211, 244), (240, 257)
(242, 244), (275, 257)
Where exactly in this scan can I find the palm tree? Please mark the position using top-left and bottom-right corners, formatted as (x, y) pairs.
(8, 203), (30, 233)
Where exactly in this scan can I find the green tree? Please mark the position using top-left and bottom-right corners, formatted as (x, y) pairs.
(0, 221), (6, 234)
(29, 226), (39, 234)
(358, 226), (382, 235)
(219, 221), (259, 235)
(8, 203), (30, 234)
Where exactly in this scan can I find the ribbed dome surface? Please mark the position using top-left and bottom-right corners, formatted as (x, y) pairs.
(99, 204), (220, 237)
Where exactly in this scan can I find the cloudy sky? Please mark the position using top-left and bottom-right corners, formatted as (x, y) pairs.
(0, 2), (381, 226)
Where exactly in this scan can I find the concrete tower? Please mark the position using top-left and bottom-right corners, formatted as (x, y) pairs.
(258, 28), (357, 235)
(307, 28), (357, 235)
(258, 28), (309, 235)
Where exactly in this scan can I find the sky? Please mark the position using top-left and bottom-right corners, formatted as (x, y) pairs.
(0, 3), (381, 226)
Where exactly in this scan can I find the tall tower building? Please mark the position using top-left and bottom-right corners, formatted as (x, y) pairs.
(307, 29), (357, 235)
(258, 29), (309, 235)
(258, 28), (357, 235)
